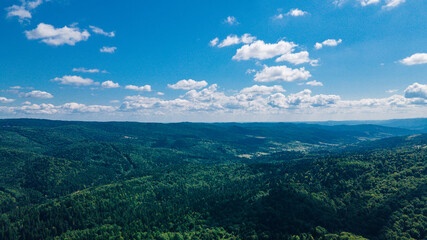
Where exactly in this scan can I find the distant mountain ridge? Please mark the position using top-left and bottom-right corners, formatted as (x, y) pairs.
(309, 117), (427, 132)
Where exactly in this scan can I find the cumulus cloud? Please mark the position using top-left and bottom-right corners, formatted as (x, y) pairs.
(383, 0), (406, 9)
(0, 97), (15, 103)
(120, 95), (193, 112)
(101, 81), (120, 88)
(254, 65), (311, 82)
(233, 40), (296, 61)
(240, 85), (286, 95)
(15, 102), (116, 115)
(209, 37), (219, 47)
(168, 79), (208, 90)
(273, 14), (284, 20)
(119, 85), (344, 115)
(216, 34), (256, 48)
(52, 75), (98, 86)
(268, 89), (340, 108)
(276, 51), (310, 64)
(25, 23), (90, 46)
(24, 90), (53, 99)
(286, 8), (308, 16)
(399, 53), (427, 65)
(314, 39), (342, 50)
(6, 5), (31, 21)
(404, 83), (427, 99)
(89, 26), (115, 37)
(6, 0), (43, 22)
(224, 16), (239, 25)
(340, 94), (427, 108)
(183, 84), (242, 111)
(100, 46), (117, 53)
(306, 80), (323, 86)
(2, 82), (427, 120)
(360, 0), (381, 6)
(60, 102), (116, 113)
(275, 51), (318, 66)
(125, 85), (151, 91)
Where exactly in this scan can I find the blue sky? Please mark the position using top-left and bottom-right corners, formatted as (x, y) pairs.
(0, 0), (426, 122)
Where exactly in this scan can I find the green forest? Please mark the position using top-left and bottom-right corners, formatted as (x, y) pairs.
(0, 119), (425, 240)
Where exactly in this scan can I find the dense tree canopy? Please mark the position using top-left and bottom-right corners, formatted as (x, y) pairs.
(0, 119), (425, 239)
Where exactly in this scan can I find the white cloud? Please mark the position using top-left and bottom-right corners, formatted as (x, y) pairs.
(6, 0), (43, 22)
(273, 14), (284, 20)
(89, 26), (115, 37)
(383, 0), (406, 9)
(125, 85), (151, 91)
(6, 5), (31, 20)
(340, 94), (427, 108)
(404, 83), (427, 99)
(333, 0), (349, 6)
(121, 96), (192, 111)
(209, 37), (219, 47)
(246, 69), (256, 75)
(335, 0), (405, 9)
(25, 23), (90, 46)
(386, 89), (398, 93)
(0, 97), (15, 103)
(399, 53), (427, 65)
(0, 102), (115, 115)
(233, 40), (296, 61)
(360, 0), (381, 6)
(183, 84), (240, 111)
(24, 90), (53, 99)
(218, 35), (240, 48)
(100, 46), (117, 53)
(52, 75), (98, 86)
(306, 80), (323, 86)
(14, 103), (57, 114)
(254, 65), (311, 82)
(10, 86), (23, 90)
(240, 85), (286, 95)
(2, 82), (427, 120)
(224, 16), (239, 25)
(276, 51), (319, 66)
(314, 39), (342, 50)
(286, 9), (308, 17)
(157, 92), (165, 96)
(268, 89), (340, 108)
(101, 81), (120, 88)
(119, 84), (344, 115)
(168, 79), (208, 90)
(60, 102), (116, 113)
(121, 96), (163, 110)
(217, 34), (256, 48)
(72, 67), (101, 73)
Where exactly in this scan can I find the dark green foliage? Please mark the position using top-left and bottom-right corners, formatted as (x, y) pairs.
(0, 119), (425, 240)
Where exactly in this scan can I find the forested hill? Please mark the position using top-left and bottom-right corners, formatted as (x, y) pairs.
(0, 119), (425, 240)
(0, 118), (415, 149)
